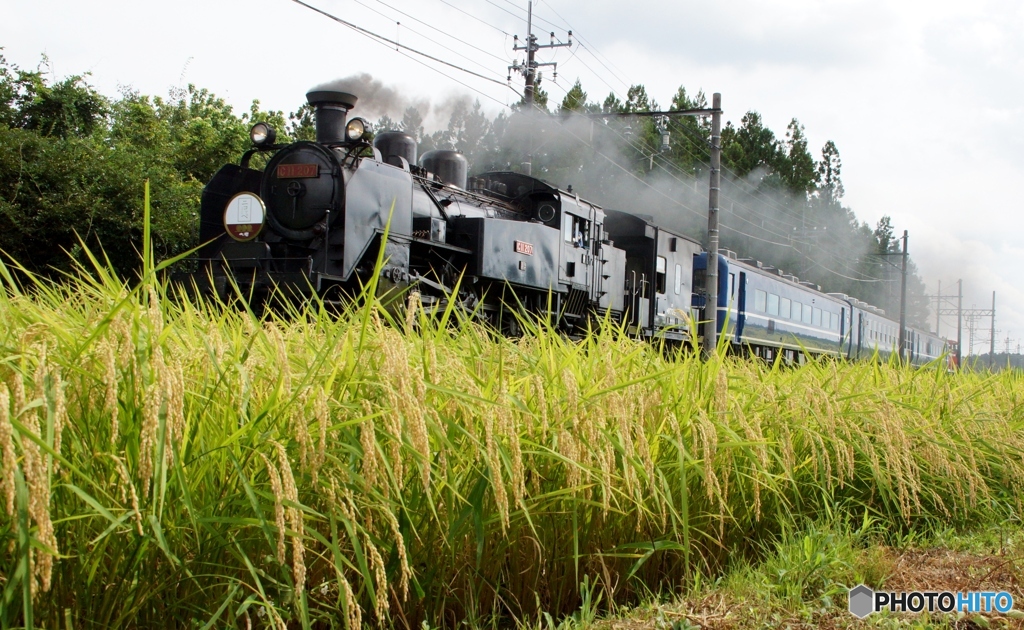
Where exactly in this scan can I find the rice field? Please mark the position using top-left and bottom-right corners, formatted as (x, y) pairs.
(1, 251), (1023, 629)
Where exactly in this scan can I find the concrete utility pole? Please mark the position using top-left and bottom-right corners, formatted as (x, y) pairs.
(511, 1), (571, 109)
(898, 230), (908, 362)
(957, 280), (963, 367)
(573, 101), (724, 352)
(509, 1), (571, 175)
(704, 93), (723, 355)
(990, 291), (996, 368)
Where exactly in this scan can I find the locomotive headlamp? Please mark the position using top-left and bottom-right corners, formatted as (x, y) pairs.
(345, 117), (368, 142)
(250, 122), (277, 146)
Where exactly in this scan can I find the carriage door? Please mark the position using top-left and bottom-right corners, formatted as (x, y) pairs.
(856, 313), (864, 360)
(840, 307), (849, 358)
(735, 272), (746, 342)
(560, 211), (592, 289)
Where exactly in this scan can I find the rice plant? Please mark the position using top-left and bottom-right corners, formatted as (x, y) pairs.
(1, 243), (1023, 628)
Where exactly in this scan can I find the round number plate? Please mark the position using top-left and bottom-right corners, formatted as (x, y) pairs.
(223, 192), (266, 241)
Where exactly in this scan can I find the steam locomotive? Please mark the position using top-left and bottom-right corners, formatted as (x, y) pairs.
(190, 87), (946, 364)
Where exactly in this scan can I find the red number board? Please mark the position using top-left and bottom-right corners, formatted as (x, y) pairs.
(276, 163), (319, 178)
(514, 240), (534, 256)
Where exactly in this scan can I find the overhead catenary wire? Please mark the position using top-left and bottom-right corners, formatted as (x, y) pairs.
(371, 0), (510, 65)
(291, 0), (515, 97)
(435, 0), (511, 35)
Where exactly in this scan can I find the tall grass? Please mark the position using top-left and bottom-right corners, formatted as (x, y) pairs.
(1, 251), (1023, 628)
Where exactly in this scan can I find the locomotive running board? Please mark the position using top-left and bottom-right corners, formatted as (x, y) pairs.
(408, 236), (473, 254)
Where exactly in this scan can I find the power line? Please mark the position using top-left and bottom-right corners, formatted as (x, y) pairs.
(291, 0), (514, 92)
(435, 0), (511, 35)
(346, 0), (500, 79)
(372, 0), (511, 65)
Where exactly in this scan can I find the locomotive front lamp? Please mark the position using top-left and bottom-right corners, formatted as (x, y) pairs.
(345, 117), (368, 142)
(250, 122), (277, 146)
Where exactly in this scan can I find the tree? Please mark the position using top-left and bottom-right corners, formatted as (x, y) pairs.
(400, 106), (425, 142)
(288, 103), (316, 141)
(0, 54), (108, 139)
(666, 85), (710, 174)
(874, 216), (897, 254)
(624, 84), (652, 113)
(779, 119), (816, 195)
(721, 111), (783, 178)
(816, 140), (844, 206)
(601, 93), (623, 114)
(558, 79), (588, 113)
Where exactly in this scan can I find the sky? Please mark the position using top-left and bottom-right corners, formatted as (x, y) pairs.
(3, 0), (1023, 354)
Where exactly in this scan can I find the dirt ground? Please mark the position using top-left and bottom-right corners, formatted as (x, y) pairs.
(595, 546), (1024, 629)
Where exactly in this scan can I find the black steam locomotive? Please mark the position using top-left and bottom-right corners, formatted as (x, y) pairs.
(192, 87), (946, 364)
(194, 87), (694, 337)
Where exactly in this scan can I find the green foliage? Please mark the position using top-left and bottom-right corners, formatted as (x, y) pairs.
(558, 79), (589, 114)
(0, 54), (314, 279)
(721, 111), (785, 178)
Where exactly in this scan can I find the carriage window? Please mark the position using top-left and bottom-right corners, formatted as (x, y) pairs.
(802, 303), (812, 324)
(812, 307), (821, 327)
(780, 297), (791, 319)
(563, 213), (589, 247)
(674, 264), (682, 295)
(792, 301), (801, 321)
(754, 289), (767, 313)
(767, 293), (779, 316)
(656, 256), (666, 294)
(729, 273), (736, 297)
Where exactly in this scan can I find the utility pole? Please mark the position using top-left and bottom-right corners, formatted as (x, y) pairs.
(510, 1), (571, 109)
(990, 291), (996, 368)
(509, 1), (571, 175)
(957, 279), (963, 368)
(574, 101), (723, 353)
(703, 93), (723, 356)
(935, 280), (941, 334)
(898, 230), (908, 362)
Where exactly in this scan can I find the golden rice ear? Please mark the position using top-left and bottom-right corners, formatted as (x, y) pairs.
(0, 384), (13, 516)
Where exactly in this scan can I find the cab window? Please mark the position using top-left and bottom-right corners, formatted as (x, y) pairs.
(563, 213), (589, 247)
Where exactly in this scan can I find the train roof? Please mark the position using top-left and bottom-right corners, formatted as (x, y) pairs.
(602, 208), (703, 244)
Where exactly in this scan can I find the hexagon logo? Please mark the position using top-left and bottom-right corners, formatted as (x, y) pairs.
(849, 584), (875, 619)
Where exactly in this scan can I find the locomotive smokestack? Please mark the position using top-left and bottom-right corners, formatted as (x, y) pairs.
(306, 89), (358, 145)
